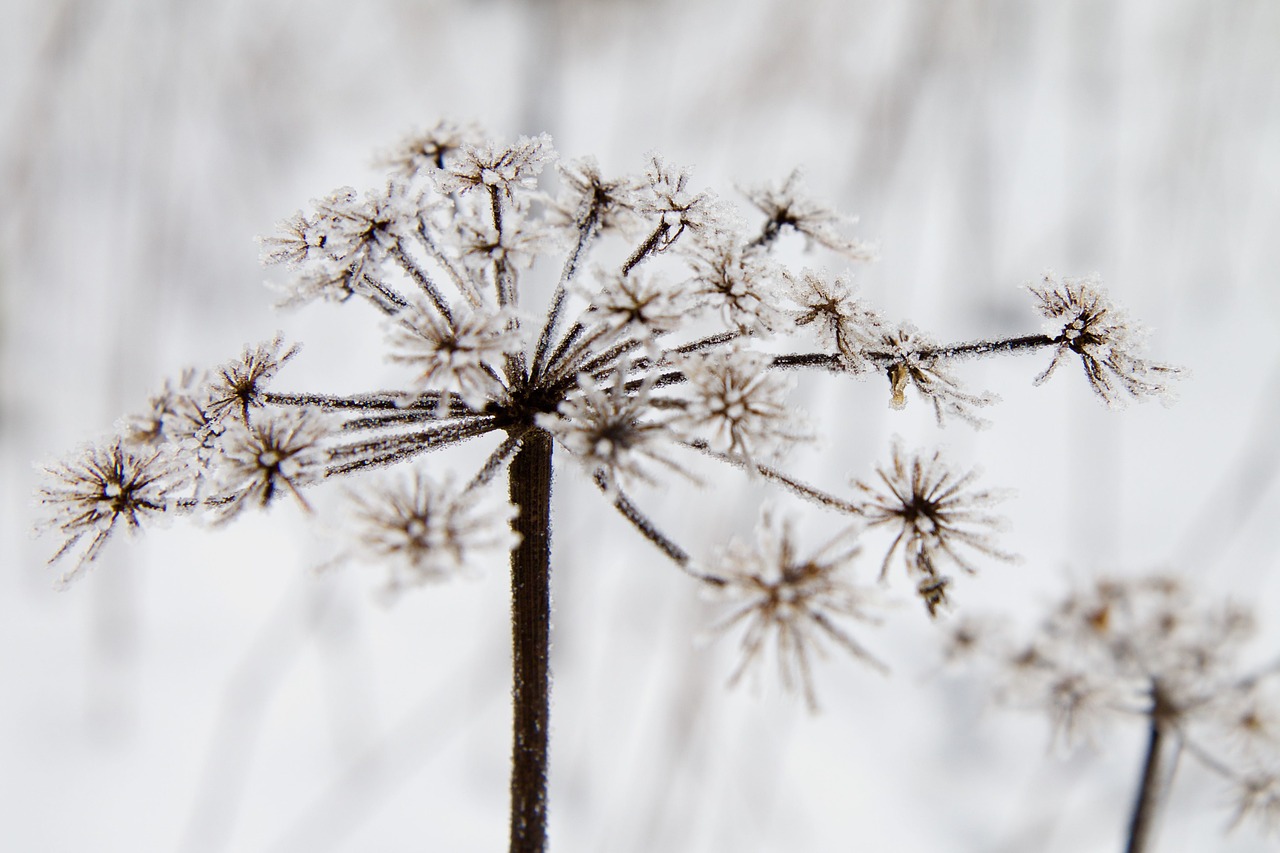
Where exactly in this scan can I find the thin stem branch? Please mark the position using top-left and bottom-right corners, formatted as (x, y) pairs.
(507, 429), (553, 853)
(768, 334), (1059, 373)
(530, 210), (600, 382)
(620, 221), (669, 276)
(355, 267), (409, 310)
(413, 218), (483, 308)
(910, 333), (1057, 361)
(682, 440), (863, 515)
(389, 242), (453, 326)
(325, 418), (498, 475)
(591, 470), (725, 585)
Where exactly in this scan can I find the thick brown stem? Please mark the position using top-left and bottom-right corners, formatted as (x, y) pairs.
(507, 429), (553, 853)
(1125, 710), (1167, 853)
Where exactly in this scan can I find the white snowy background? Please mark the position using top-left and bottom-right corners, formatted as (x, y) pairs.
(3, 1), (1279, 851)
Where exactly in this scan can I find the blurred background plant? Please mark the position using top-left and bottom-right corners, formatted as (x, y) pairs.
(943, 574), (1280, 851)
(4, 1), (1279, 851)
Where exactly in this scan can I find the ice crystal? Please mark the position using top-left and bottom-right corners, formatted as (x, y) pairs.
(549, 156), (647, 235)
(880, 323), (998, 427)
(583, 270), (690, 335)
(37, 440), (180, 581)
(439, 134), (555, 200)
(673, 346), (809, 465)
(636, 155), (722, 255)
(538, 364), (684, 493)
(682, 232), (784, 333)
(205, 334), (301, 425)
(376, 119), (484, 177)
(210, 409), (332, 520)
(386, 300), (524, 408)
(784, 269), (883, 371)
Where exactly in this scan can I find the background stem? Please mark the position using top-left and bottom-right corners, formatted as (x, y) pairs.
(507, 429), (553, 853)
(1125, 711), (1166, 853)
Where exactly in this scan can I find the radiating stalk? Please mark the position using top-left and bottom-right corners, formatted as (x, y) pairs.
(507, 429), (553, 853)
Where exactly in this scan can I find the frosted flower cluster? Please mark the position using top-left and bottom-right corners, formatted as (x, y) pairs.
(952, 575), (1280, 837)
(852, 442), (1013, 616)
(1029, 273), (1183, 406)
(37, 335), (331, 582)
(38, 123), (1181, 705)
(710, 510), (883, 711)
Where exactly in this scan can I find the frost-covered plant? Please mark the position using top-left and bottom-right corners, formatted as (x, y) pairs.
(945, 575), (1280, 851)
(35, 120), (1182, 853)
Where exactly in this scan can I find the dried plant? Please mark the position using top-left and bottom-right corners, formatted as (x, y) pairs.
(35, 120), (1183, 852)
(948, 574), (1280, 851)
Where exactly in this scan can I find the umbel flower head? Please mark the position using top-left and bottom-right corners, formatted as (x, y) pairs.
(953, 574), (1280, 841)
(710, 509), (884, 711)
(852, 441), (1013, 616)
(37, 440), (179, 583)
(1029, 273), (1183, 406)
(37, 122), (1180, 707)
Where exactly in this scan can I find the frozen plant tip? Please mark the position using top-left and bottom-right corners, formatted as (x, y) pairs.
(348, 469), (520, 593)
(852, 442), (1013, 616)
(36, 122), (1185, 853)
(38, 440), (179, 583)
(711, 510), (884, 711)
(1029, 273), (1184, 406)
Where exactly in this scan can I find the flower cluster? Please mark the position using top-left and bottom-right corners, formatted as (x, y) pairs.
(709, 510), (883, 711)
(38, 123), (1180, 707)
(36, 336), (331, 581)
(348, 469), (519, 594)
(851, 442), (1012, 616)
(953, 574), (1280, 837)
(1029, 273), (1183, 406)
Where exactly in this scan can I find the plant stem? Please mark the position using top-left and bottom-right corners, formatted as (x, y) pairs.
(507, 428), (553, 853)
(1125, 711), (1167, 853)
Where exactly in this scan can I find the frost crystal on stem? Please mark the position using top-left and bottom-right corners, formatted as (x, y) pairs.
(673, 346), (809, 465)
(349, 469), (519, 592)
(211, 409), (332, 520)
(785, 269), (884, 370)
(206, 334), (301, 425)
(388, 300), (523, 408)
(880, 323), (998, 426)
(743, 168), (877, 260)
(538, 364), (684, 493)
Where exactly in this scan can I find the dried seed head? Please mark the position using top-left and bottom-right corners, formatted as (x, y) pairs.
(710, 509), (883, 711)
(1028, 273), (1183, 406)
(37, 439), (182, 581)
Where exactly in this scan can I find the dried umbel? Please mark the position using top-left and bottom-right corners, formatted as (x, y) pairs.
(36, 120), (1183, 852)
(710, 510), (884, 711)
(852, 442), (1014, 616)
(951, 574), (1279, 848)
(1029, 273), (1182, 406)
(36, 121), (1183, 684)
